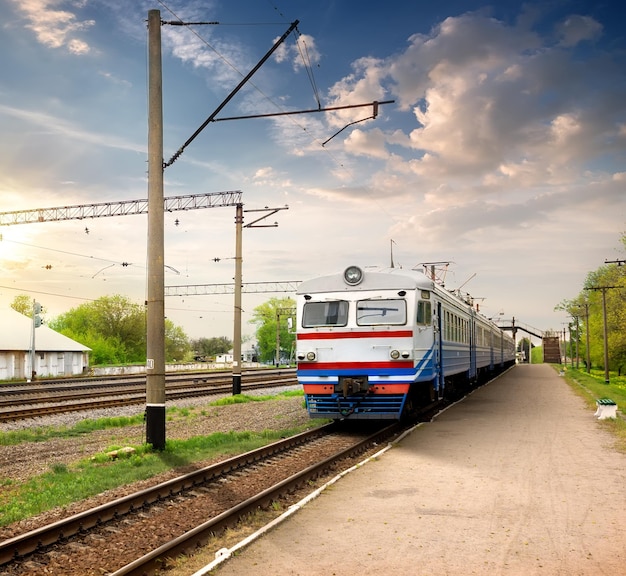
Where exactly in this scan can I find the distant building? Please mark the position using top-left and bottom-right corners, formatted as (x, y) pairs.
(0, 308), (90, 380)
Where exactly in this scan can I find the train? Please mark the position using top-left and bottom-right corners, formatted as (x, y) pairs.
(295, 265), (515, 420)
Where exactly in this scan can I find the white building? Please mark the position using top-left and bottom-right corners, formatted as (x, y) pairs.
(0, 308), (90, 380)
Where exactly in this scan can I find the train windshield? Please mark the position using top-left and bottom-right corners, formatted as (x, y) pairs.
(302, 300), (349, 327)
(357, 299), (406, 326)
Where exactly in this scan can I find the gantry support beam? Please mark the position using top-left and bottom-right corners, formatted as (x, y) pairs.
(165, 280), (300, 296)
(0, 191), (242, 226)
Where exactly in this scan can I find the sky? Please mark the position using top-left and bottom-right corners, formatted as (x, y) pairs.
(0, 0), (625, 346)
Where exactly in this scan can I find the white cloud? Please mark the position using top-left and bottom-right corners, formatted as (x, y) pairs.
(273, 33), (321, 72)
(9, 0), (94, 54)
(319, 9), (623, 203)
(343, 128), (389, 159)
(0, 104), (144, 154)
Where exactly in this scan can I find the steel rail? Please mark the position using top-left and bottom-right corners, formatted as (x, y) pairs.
(0, 373), (295, 406)
(0, 424), (337, 566)
(110, 422), (400, 575)
(0, 377), (296, 422)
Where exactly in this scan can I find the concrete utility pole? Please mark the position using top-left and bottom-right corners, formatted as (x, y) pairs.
(146, 9), (166, 449)
(601, 288), (609, 384)
(232, 204), (243, 395)
(585, 286), (619, 384)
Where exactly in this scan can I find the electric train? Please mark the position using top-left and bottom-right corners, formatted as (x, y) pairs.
(295, 265), (515, 420)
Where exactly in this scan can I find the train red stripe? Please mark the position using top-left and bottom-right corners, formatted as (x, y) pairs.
(303, 384), (410, 394)
(297, 330), (413, 340)
(297, 361), (414, 370)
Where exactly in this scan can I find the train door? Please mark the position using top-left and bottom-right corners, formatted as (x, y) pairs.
(435, 301), (445, 399)
(469, 312), (477, 381)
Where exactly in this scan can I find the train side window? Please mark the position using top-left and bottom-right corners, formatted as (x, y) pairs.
(357, 298), (406, 325)
(302, 300), (349, 327)
(417, 300), (431, 325)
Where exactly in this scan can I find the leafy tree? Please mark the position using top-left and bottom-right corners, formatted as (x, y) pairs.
(557, 233), (626, 371)
(49, 294), (191, 365)
(50, 295), (145, 363)
(191, 336), (232, 359)
(165, 320), (191, 362)
(517, 337), (533, 362)
(249, 297), (296, 364)
(11, 294), (34, 316)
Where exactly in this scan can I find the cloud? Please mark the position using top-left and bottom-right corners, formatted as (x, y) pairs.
(390, 173), (624, 245)
(555, 15), (603, 47)
(273, 32), (321, 72)
(9, 0), (95, 54)
(320, 10), (624, 196)
(0, 104), (144, 154)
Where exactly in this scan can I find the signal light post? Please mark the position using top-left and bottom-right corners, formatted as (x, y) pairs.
(29, 300), (42, 382)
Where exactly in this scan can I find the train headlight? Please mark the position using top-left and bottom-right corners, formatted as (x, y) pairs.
(306, 351), (317, 361)
(401, 350), (411, 359)
(344, 265), (363, 286)
(390, 349), (400, 360)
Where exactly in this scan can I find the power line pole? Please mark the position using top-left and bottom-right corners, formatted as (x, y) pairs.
(146, 9), (166, 450)
(232, 204), (243, 395)
(585, 286), (618, 384)
(232, 205), (288, 392)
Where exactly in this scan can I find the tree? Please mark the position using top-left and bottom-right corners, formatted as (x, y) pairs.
(165, 320), (191, 362)
(49, 294), (191, 365)
(557, 233), (626, 371)
(11, 294), (34, 316)
(249, 297), (296, 364)
(191, 336), (232, 359)
(517, 337), (533, 362)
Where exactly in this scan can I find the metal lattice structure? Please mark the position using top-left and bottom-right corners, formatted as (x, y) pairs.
(0, 191), (242, 226)
(165, 281), (300, 296)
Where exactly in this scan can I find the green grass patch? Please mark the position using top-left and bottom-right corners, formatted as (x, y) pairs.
(558, 366), (626, 407)
(0, 414), (145, 447)
(0, 424), (313, 527)
(0, 390), (304, 447)
(558, 366), (626, 453)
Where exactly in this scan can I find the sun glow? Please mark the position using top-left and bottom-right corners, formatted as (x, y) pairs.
(0, 229), (36, 271)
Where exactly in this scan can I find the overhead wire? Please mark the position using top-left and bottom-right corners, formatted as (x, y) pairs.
(3, 238), (136, 268)
(154, 0), (348, 163)
(152, 1), (397, 254)
(294, 29), (321, 109)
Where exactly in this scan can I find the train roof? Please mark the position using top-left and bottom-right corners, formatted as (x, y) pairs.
(297, 266), (435, 295)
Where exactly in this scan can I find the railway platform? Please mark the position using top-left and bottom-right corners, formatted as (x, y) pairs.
(210, 363), (626, 575)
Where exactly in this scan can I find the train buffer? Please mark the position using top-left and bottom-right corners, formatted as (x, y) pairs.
(594, 398), (617, 420)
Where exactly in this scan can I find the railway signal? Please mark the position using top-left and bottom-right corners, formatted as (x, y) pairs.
(29, 300), (43, 381)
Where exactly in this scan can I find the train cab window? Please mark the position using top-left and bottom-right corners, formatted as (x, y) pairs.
(302, 300), (349, 327)
(356, 299), (406, 326)
(417, 300), (432, 325)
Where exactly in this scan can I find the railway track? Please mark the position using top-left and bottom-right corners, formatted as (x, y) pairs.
(0, 369), (297, 422)
(0, 421), (400, 575)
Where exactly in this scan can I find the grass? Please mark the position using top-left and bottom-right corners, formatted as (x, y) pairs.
(0, 390), (305, 447)
(0, 390), (310, 527)
(557, 366), (626, 453)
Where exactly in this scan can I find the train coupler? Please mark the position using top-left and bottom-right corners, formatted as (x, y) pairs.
(338, 376), (369, 397)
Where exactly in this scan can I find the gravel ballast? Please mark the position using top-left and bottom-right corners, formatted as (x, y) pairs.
(0, 386), (311, 540)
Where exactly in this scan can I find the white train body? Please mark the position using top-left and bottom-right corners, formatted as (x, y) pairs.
(296, 265), (515, 419)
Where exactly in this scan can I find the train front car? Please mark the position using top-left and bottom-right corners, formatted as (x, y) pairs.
(296, 265), (436, 420)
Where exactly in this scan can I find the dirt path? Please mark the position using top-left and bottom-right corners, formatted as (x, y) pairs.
(213, 364), (626, 575)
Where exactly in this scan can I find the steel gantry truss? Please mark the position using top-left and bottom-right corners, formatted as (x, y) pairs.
(165, 280), (300, 297)
(0, 191), (242, 226)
